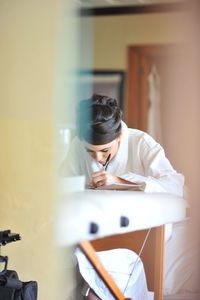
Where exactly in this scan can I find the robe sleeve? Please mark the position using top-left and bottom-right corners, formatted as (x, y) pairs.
(119, 135), (184, 197)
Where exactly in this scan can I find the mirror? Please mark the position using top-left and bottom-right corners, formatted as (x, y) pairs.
(61, 2), (199, 299)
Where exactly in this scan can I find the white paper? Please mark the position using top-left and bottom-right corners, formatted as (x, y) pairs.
(95, 182), (146, 191)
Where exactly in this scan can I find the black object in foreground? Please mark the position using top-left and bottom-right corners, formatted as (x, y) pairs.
(0, 230), (21, 246)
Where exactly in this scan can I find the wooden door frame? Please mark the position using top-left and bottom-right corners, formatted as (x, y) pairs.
(126, 44), (182, 131)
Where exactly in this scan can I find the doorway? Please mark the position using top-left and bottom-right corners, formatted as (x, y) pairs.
(126, 44), (183, 135)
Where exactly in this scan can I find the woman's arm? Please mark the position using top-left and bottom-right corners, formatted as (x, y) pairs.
(119, 138), (184, 196)
(91, 133), (184, 195)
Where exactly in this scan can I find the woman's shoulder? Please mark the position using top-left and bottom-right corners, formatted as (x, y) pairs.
(127, 127), (160, 148)
(71, 135), (86, 147)
(122, 122), (145, 138)
(68, 136), (86, 156)
(127, 127), (147, 140)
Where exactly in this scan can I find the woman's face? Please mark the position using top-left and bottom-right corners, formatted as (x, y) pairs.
(83, 133), (122, 166)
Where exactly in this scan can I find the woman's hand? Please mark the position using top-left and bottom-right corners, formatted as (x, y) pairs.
(90, 171), (129, 188)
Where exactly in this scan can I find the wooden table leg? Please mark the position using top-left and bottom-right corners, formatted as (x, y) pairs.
(153, 226), (165, 300)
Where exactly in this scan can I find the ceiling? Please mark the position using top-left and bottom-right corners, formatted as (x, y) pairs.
(75, 0), (185, 8)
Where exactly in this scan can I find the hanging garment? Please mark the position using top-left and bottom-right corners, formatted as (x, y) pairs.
(147, 64), (162, 144)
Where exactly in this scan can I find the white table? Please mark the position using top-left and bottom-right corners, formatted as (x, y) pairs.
(56, 190), (187, 300)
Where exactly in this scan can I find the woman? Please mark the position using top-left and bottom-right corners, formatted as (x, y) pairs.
(61, 94), (184, 196)
(61, 94), (184, 300)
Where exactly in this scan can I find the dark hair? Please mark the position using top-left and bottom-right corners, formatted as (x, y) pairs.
(77, 94), (123, 145)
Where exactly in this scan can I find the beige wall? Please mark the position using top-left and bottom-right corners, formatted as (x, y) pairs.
(0, 0), (73, 299)
(92, 12), (191, 70)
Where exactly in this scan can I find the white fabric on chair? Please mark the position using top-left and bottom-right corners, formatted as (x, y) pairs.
(75, 248), (154, 300)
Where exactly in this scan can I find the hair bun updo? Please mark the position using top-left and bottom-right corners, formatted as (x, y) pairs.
(92, 94), (118, 107)
(77, 94), (123, 145)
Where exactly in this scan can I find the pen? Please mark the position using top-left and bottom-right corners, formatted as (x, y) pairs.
(103, 153), (111, 171)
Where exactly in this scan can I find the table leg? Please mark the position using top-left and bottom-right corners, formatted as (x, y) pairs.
(153, 226), (165, 300)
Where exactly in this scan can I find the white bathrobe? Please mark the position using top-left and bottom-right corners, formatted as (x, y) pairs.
(61, 121), (184, 299)
(62, 121), (184, 196)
